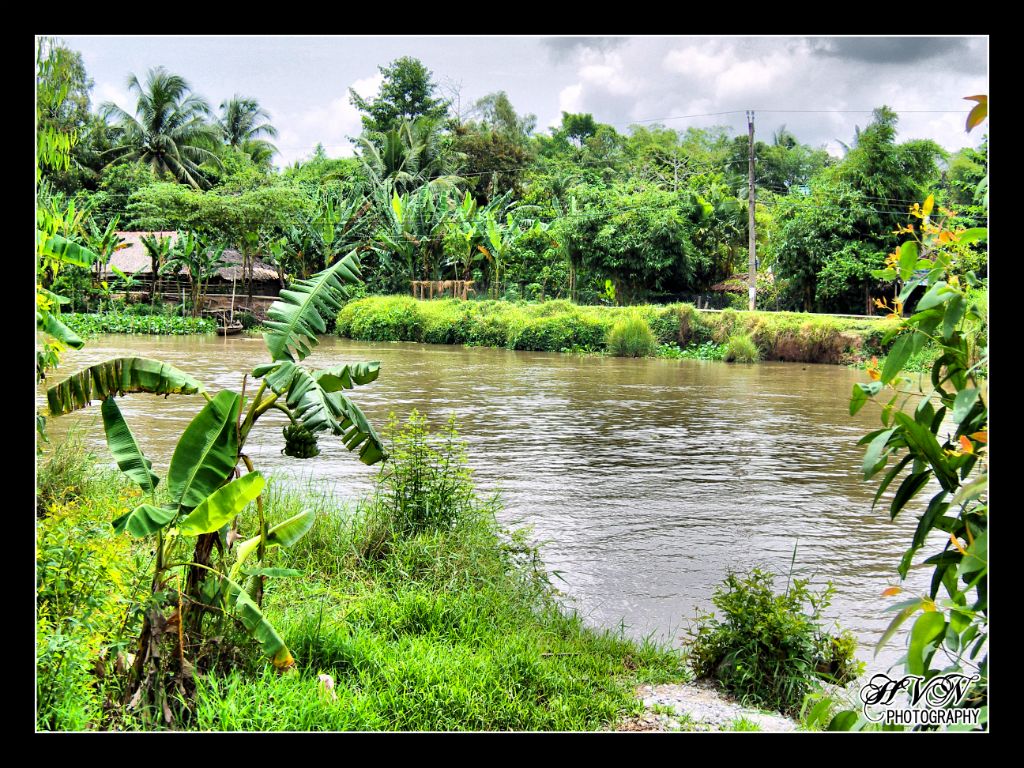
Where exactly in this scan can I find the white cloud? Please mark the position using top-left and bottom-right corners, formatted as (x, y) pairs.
(274, 72), (383, 165)
(714, 53), (793, 99)
(94, 81), (132, 114)
(663, 47), (729, 79)
(553, 83), (584, 125)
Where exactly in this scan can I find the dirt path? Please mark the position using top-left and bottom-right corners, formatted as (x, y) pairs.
(618, 680), (799, 732)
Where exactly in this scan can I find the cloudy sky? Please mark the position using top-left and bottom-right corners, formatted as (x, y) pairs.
(60, 35), (988, 167)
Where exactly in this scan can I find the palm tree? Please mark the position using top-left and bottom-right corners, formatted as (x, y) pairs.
(358, 117), (464, 195)
(217, 95), (278, 167)
(101, 67), (221, 188)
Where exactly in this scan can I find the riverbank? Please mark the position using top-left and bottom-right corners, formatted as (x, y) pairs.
(336, 296), (898, 365)
(36, 426), (691, 731)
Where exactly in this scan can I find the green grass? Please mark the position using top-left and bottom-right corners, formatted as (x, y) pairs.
(36, 417), (690, 731)
(337, 296), (894, 364)
(726, 716), (762, 732)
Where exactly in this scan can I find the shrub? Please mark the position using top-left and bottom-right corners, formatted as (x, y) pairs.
(722, 333), (760, 363)
(676, 304), (699, 346)
(606, 314), (657, 357)
(36, 465), (147, 730)
(341, 296), (422, 342)
(373, 411), (475, 538)
(726, 292), (750, 311)
(687, 568), (863, 716)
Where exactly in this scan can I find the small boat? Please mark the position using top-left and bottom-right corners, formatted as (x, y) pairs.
(216, 321), (244, 336)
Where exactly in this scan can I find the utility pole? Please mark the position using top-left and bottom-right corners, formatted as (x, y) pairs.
(746, 110), (757, 311)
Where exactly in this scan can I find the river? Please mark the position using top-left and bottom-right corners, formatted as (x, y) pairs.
(38, 333), (943, 674)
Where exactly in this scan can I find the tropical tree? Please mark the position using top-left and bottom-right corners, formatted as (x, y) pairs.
(101, 67), (222, 189)
(35, 38), (95, 193)
(36, 37), (99, 385)
(371, 182), (449, 291)
(349, 56), (450, 135)
(217, 95), (278, 168)
(358, 118), (464, 195)
(556, 182), (711, 304)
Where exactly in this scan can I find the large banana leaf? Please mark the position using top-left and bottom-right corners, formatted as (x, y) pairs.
(100, 397), (159, 493)
(40, 233), (102, 268)
(262, 250), (363, 363)
(253, 361), (385, 465)
(311, 361), (380, 391)
(167, 391), (240, 510)
(112, 504), (177, 538)
(36, 310), (84, 350)
(47, 357), (205, 416)
(222, 576), (294, 669)
(230, 509), (317, 579)
(177, 472), (264, 536)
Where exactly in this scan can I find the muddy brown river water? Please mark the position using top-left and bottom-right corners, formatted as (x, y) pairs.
(38, 333), (948, 674)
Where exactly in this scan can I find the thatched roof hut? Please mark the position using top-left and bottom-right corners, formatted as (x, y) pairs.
(102, 232), (279, 289)
(102, 231), (177, 276)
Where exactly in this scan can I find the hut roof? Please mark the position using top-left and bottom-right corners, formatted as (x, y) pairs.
(105, 231), (178, 275)
(104, 233), (278, 282)
(203, 250), (279, 283)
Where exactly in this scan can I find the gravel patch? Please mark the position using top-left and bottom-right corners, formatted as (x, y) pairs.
(620, 679), (799, 732)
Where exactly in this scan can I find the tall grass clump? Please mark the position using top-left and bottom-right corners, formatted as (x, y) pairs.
(606, 314), (657, 357)
(36, 429), (100, 517)
(722, 332), (760, 363)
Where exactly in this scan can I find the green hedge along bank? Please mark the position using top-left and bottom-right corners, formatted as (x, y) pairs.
(336, 296), (901, 365)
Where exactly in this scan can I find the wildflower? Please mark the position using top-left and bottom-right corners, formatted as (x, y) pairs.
(945, 434), (976, 457)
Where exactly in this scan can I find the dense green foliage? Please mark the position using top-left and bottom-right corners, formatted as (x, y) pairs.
(62, 312), (216, 336)
(834, 199), (988, 731)
(36, 40), (987, 318)
(687, 568), (862, 716)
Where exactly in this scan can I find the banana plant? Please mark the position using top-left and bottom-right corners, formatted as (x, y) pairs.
(45, 247), (386, 720)
(85, 216), (127, 289)
(140, 233), (173, 305)
(160, 231), (228, 317)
